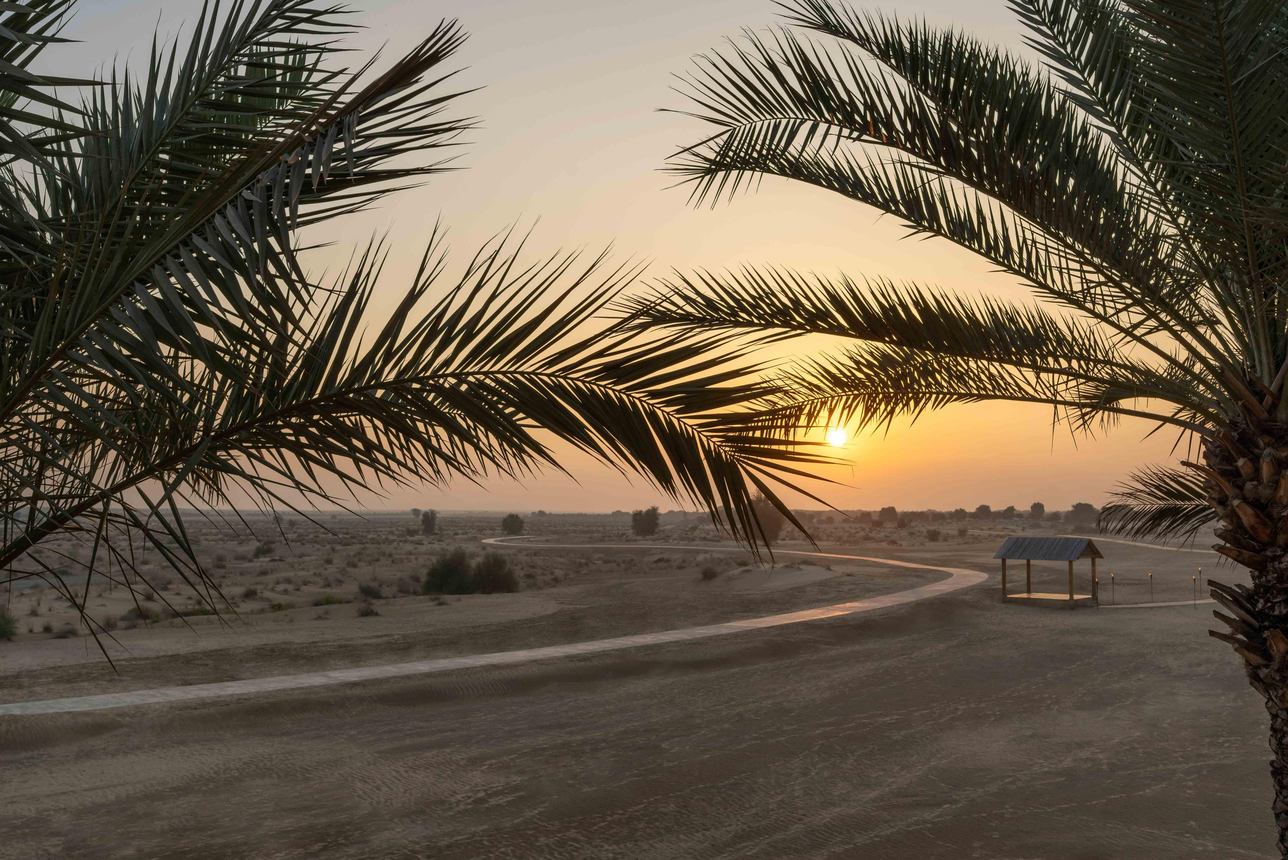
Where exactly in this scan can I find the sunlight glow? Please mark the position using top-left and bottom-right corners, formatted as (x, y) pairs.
(826, 427), (848, 448)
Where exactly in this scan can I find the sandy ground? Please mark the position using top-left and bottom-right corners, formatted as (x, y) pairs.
(0, 515), (1270, 858)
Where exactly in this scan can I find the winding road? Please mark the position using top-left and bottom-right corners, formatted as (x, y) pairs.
(0, 538), (987, 716)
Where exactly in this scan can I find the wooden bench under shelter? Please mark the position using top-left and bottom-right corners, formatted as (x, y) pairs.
(994, 536), (1102, 608)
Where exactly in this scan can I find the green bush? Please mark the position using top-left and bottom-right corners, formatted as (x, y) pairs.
(424, 549), (474, 594)
(631, 506), (660, 537)
(358, 582), (383, 600)
(0, 608), (15, 641)
(472, 552), (519, 594)
(122, 604), (161, 623)
(423, 549), (520, 595)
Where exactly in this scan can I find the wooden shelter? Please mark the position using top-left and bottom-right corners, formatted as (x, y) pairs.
(994, 536), (1102, 608)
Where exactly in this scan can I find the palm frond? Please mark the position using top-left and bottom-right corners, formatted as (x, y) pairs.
(1099, 464), (1215, 541)
(752, 342), (1207, 438)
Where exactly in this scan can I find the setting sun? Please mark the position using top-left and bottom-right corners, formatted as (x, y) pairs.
(826, 427), (848, 448)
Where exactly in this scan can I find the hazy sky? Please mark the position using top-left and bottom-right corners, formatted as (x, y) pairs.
(54, 0), (1180, 512)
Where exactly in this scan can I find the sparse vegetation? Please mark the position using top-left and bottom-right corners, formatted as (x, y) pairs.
(358, 583), (384, 600)
(122, 605), (161, 624)
(424, 549), (474, 595)
(421, 510), (438, 536)
(472, 553), (519, 594)
(0, 608), (15, 641)
(423, 549), (519, 595)
(699, 565), (721, 581)
(751, 494), (787, 544)
(631, 506), (660, 537)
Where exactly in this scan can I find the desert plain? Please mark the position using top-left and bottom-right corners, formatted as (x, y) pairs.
(0, 510), (1271, 858)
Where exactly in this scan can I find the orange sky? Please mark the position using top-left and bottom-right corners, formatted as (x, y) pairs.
(65, 0), (1181, 512)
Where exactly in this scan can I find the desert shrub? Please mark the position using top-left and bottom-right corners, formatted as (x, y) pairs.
(424, 548), (474, 594)
(253, 541), (275, 558)
(0, 608), (15, 641)
(268, 601), (291, 612)
(175, 606), (215, 618)
(311, 594), (347, 607)
(395, 576), (419, 595)
(358, 582), (383, 600)
(472, 553), (519, 594)
(356, 602), (380, 618)
(925, 528), (941, 542)
(501, 513), (524, 535)
(751, 494), (786, 544)
(122, 604), (160, 623)
(241, 587), (259, 600)
(631, 506), (660, 537)
(102, 614), (118, 631)
(957, 526), (969, 538)
(699, 565), (720, 581)
(52, 624), (77, 639)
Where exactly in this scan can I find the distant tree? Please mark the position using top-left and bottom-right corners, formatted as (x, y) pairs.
(878, 505), (898, 526)
(501, 514), (524, 536)
(1068, 503), (1099, 525)
(751, 494), (786, 544)
(421, 509), (438, 536)
(411, 507), (421, 520)
(973, 504), (992, 519)
(631, 506), (660, 537)
(952, 508), (967, 520)
(1030, 502), (1046, 520)
(1002, 505), (1017, 518)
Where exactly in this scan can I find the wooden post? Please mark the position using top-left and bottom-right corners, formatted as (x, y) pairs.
(1001, 558), (1008, 601)
(1091, 557), (1098, 604)
(1067, 560), (1074, 602)
(1025, 559), (1031, 596)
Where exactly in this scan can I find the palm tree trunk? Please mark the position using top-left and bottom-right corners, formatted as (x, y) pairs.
(1204, 431), (1288, 855)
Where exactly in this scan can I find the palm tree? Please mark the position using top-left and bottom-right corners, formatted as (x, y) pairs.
(628, 0), (1288, 848)
(0, 1), (819, 657)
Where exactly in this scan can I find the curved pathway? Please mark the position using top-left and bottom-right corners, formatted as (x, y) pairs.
(0, 539), (986, 717)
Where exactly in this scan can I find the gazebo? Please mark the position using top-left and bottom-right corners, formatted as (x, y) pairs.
(994, 536), (1102, 608)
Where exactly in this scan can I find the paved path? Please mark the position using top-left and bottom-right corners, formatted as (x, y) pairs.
(1102, 598), (1215, 609)
(1065, 535), (1218, 554)
(0, 540), (987, 717)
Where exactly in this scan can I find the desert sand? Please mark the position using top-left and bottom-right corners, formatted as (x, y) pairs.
(0, 512), (1268, 858)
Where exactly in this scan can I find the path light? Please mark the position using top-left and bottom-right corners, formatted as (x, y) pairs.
(1193, 575), (1198, 607)
(1199, 566), (1203, 589)
(1110, 571), (1115, 605)
(1148, 571), (1153, 603)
